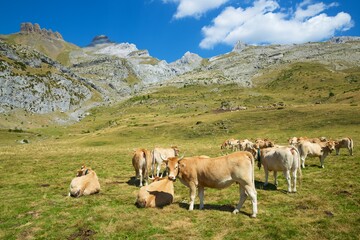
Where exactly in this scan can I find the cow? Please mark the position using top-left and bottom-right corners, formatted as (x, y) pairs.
(135, 177), (174, 208)
(239, 139), (254, 151)
(152, 146), (180, 177)
(297, 140), (336, 168)
(69, 165), (100, 197)
(132, 148), (152, 187)
(255, 138), (275, 149)
(221, 138), (239, 151)
(228, 139), (240, 151)
(335, 137), (354, 156)
(257, 146), (301, 192)
(289, 137), (327, 146)
(163, 152), (258, 218)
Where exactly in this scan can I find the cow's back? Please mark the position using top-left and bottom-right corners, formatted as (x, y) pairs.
(179, 151), (254, 189)
(136, 178), (174, 208)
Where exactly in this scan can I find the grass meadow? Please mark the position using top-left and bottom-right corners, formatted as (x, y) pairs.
(0, 78), (360, 239)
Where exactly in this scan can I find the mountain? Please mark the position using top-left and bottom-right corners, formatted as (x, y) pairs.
(0, 23), (79, 66)
(0, 23), (360, 122)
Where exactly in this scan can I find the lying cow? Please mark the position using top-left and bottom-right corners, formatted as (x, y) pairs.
(69, 165), (100, 197)
(163, 152), (258, 218)
(297, 140), (336, 168)
(135, 177), (174, 208)
(132, 148), (152, 187)
(335, 137), (353, 156)
(257, 146), (301, 192)
(152, 146), (180, 177)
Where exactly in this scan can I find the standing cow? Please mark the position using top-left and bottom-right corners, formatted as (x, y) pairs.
(297, 140), (336, 168)
(257, 146), (301, 192)
(163, 152), (258, 218)
(152, 146), (180, 177)
(132, 148), (152, 187)
(335, 137), (354, 156)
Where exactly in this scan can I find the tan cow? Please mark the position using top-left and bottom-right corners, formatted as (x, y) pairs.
(289, 137), (327, 146)
(257, 146), (301, 192)
(221, 138), (239, 151)
(152, 146), (180, 177)
(298, 140), (336, 168)
(239, 139), (254, 151)
(255, 138), (275, 149)
(335, 137), (354, 156)
(163, 152), (258, 218)
(135, 177), (174, 208)
(69, 165), (100, 197)
(132, 148), (152, 187)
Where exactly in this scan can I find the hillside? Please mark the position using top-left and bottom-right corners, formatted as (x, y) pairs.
(0, 23), (360, 126)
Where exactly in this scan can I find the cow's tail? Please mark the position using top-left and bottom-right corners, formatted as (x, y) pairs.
(349, 137), (354, 154)
(150, 150), (155, 179)
(247, 152), (256, 187)
(291, 146), (302, 188)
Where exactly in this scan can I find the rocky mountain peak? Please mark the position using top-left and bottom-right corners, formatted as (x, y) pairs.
(178, 51), (202, 64)
(88, 35), (113, 46)
(232, 40), (247, 53)
(20, 22), (63, 40)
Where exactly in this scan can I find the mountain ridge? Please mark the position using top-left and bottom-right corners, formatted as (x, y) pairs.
(0, 23), (359, 124)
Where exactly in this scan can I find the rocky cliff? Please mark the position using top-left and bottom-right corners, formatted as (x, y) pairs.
(1, 23), (360, 117)
(0, 39), (98, 115)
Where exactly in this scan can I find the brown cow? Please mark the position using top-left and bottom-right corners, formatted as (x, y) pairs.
(255, 138), (275, 149)
(164, 152), (258, 218)
(69, 165), (100, 197)
(135, 177), (174, 208)
(132, 148), (152, 187)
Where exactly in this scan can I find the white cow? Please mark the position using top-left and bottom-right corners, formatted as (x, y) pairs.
(257, 146), (301, 192)
(297, 140), (336, 168)
(152, 146), (179, 177)
(335, 137), (353, 156)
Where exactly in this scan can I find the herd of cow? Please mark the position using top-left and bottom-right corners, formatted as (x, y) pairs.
(68, 137), (353, 218)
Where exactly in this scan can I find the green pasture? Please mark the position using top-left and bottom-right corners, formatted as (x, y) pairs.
(1, 64), (360, 239)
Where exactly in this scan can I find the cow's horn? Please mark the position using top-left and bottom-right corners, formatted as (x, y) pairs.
(178, 154), (185, 161)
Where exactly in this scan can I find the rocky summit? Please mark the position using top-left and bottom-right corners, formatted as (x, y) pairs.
(20, 22), (63, 40)
(0, 22), (360, 119)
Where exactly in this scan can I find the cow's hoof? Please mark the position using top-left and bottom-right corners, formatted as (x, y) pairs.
(232, 209), (239, 214)
(250, 214), (257, 218)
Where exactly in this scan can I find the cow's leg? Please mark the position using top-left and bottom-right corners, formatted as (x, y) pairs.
(292, 169), (297, 193)
(264, 169), (269, 187)
(335, 148), (340, 155)
(283, 170), (291, 193)
(188, 182), (197, 211)
(156, 163), (161, 177)
(320, 155), (325, 168)
(198, 186), (205, 210)
(139, 169), (143, 187)
(234, 184), (257, 218)
(301, 155), (306, 168)
(233, 185), (247, 215)
(274, 171), (278, 186)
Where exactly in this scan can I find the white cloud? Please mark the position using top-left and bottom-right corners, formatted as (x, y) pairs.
(163, 0), (229, 19)
(200, 0), (353, 49)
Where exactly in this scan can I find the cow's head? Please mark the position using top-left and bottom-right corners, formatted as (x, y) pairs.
(76, 165), (89, 177)
(326, 140), (336, 152)
(162, 155), (184, 181)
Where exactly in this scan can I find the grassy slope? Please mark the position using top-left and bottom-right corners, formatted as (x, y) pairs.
(0, 63), (359, 239)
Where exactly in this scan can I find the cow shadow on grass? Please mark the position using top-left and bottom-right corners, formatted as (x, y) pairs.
(177, 202), (253, 216)
(126, 176), (138, 186)
(255, 180), (277, 191)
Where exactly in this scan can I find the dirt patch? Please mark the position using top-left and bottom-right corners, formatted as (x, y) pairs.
(68, 228), (96, 240)
(40, 184), (50, 187)
(336, 190), (352, 196)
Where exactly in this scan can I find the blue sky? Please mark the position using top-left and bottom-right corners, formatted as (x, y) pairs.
(1, 0), (359, 62)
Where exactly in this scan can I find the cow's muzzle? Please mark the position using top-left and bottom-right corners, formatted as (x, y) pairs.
(168, 175), (176, 181)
